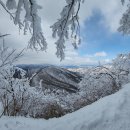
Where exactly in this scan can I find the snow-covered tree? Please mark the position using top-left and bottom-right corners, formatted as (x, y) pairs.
(112, 53), (130, 85)
(0, 66), (29, 116)
(118, 0), (130, 34)
(0, 40), (23, 68)
(79, 66), (119, 100)
(0, 0), (83, 60)
(0, 38), (29, 116)
(0, 0), (47, 51)
(51, 0), (82, 60)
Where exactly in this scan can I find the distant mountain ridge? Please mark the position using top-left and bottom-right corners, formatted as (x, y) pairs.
(16, 64), (96, 70)
(16, 64), (83, 93)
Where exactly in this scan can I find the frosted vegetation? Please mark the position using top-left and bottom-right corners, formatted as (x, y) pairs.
(0, 0), (83, 60)
(0, 0), (129, 60)
(0, 83), (130, 130)
(0, 38), (130, 119)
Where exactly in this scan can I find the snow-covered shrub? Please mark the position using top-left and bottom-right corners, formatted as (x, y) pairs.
(74, 53), (130, 110)
(0, 41), (30, 117)
(0, 66), (29, 116)
(0, 40), (76, 118)
(0, 66), (65, 119)
(112, 53), (130, 85)
(0, 66), (65, 118)
(78, 66), (120, 109)
(14, 87), (66, 119)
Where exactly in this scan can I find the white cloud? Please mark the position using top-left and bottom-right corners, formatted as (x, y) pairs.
(79, 0), (126, 32)
(94, 51), (107, 57)
(63, 46), (95, 65)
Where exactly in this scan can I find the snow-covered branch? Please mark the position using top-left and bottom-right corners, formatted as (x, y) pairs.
(0, 34), (10, 38)
(0, 0), (47, 52)
(28, 0), (47, 51)
(121, 0), (125, 5)
(0, 0), (86, 60)
(118, 0), (130, 34)
(1, 0), (129, 62)
(0, 0), (15, 20)
(0, 41), (24, 68)
(51, 0), (83, 60)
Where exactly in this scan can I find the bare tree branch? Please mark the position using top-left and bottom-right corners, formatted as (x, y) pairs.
(0, 34), (10, 38)
(0, 0), (14, 19)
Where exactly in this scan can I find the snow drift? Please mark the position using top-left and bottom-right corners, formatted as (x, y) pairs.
(0, 83), (130, 130)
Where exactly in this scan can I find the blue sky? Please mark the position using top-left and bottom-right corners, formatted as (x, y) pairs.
(78, 10), (130, 61)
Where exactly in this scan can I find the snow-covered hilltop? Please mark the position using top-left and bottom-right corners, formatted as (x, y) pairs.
(0, 83), (130, 130)
(21, 65), (82, 93)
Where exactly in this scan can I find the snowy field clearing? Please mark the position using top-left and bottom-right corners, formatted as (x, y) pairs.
(0, 83), (130, 130)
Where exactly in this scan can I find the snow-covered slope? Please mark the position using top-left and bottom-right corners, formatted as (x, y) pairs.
(19, 65), (82, 93)
(0, 83), (130, 130)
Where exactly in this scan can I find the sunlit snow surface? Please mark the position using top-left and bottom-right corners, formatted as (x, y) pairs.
(0, 83), (130, 130)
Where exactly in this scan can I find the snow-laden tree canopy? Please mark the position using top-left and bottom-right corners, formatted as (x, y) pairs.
(51, 0), (83, 60)
(0, 0), (47, 51)
(0, 0), (84, 60)
(0, 0), (129, 60)
(118, 0), (130, 34)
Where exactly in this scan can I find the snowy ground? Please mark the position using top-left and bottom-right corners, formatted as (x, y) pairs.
(0, 83), (130, 130)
